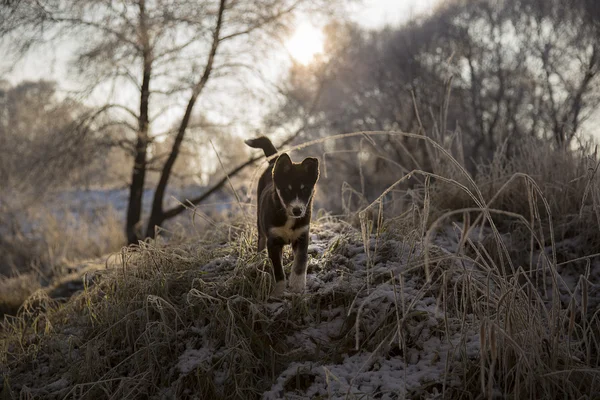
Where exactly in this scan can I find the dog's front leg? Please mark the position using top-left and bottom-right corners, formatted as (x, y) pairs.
(267, 237), (285, 297)
(289, 232), (309, 293)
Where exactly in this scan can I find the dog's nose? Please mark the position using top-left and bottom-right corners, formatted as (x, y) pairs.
(292, 207), (302, 216)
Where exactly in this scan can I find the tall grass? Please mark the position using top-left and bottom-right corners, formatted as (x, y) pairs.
(0, 202), (125, 317)
(1, 131), (600, 399)
(357, 131), (600, 398)
(0, 203), (125, 277)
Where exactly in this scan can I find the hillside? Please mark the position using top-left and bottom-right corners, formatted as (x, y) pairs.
(1, 204), (599, 399)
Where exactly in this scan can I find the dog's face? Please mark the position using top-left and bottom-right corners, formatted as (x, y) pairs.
(272, 153), (319, 218)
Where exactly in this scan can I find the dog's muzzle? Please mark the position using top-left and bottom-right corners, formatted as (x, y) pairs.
(288, 198), (306, 218)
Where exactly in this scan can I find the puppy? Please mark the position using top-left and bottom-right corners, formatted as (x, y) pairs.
(245, 136), (319, 297)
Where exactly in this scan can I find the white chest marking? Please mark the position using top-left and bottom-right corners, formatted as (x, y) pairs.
(269, 218), (309, 243)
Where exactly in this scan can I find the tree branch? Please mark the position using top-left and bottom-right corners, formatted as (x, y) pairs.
(161, 128), (305, 220)
(102, 103), (140, 120)
(49, 16), (140, 50)
(219, 0), (303, 42)
(146, 0), (227, 236)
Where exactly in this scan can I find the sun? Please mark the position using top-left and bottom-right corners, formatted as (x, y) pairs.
(285, 23), (324, 65)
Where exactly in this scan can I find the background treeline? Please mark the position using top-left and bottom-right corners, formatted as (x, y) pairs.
(274, 0), (600, 212)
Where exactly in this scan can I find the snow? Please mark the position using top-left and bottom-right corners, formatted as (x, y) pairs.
(177, 347), (214, 375)
(264, 336), (461, 400)
(167, 220), (484, 399)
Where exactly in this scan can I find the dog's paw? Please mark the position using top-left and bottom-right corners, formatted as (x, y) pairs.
(271, 280), (285, 298)
(288, 272), (306, 293)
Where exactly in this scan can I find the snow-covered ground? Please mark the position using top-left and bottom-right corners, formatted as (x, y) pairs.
(168, 220), (599, 399)
(165, 220), (481, 399)
(3, 215), (599, 399)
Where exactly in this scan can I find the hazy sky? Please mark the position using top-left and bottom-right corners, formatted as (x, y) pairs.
(349, 0), (439, 28)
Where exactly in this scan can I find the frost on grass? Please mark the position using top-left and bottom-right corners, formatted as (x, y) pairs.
(1, 216), (599, 399)
(260, 223), (482, 399)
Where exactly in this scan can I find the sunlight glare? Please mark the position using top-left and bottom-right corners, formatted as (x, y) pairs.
(286, 23), (324, 65)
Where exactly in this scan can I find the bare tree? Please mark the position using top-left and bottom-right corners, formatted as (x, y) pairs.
(433, 0), (600, 149)
(517, 0), (600, 146)
(275, 0), (600, 181)
(0, 80), (101, 203)
(1, 0), (340, 243)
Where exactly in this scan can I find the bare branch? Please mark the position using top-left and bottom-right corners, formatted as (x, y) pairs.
(161, 128), (304, 220)
(49, 16), (141, 50)
(219, 0), (303, 42)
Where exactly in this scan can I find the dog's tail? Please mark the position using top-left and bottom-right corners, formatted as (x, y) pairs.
(244, 136), (278, 159)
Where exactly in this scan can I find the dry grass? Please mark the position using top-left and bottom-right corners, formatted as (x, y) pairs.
(0, 203), (126, 318)
(0, 203), (125, 276)
(357, 131), (600, 399)
(0, 217), (362, 399)
(1, 132), (600, 399)
(0, 274), (42, 318)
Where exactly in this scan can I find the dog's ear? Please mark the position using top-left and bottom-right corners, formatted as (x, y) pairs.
(273, 153), (292, 178)
(301, 157), (320, 183)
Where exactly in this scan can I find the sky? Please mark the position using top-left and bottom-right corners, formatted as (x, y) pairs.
(5, 0), (441, 85)
(285, 0), (439, 65)
(348, 0), (439, 29)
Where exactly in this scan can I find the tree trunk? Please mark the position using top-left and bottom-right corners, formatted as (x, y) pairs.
(125, 128), (149, 244)
(126, 0), (151, 245)
(147, 125), (307, 235)
(145, 0), (226, 239)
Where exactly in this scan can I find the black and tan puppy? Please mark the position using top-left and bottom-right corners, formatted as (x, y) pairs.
(245, 136), (319, 297)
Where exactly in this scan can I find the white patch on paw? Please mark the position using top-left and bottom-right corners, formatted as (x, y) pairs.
(288, 272), (306, 293)
(271, 280), (285, 298)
